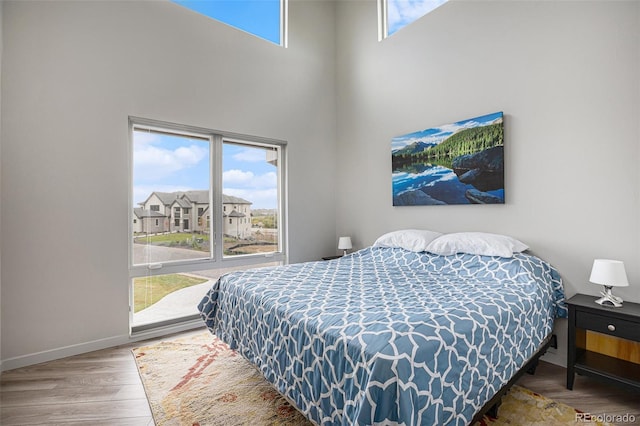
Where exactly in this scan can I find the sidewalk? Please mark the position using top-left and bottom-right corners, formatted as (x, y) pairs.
(133, 281), (214, 327)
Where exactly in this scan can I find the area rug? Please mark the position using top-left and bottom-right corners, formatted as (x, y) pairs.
(133, 331), (608, 426)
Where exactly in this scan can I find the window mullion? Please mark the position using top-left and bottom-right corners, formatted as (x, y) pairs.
(212, 134), (224, 263)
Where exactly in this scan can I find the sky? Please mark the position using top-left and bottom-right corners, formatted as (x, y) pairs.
(392, 111), (503, 151)
(387, 0), (449, 36)
(172, 0), (281, 45)
(133, 131), (278, 209)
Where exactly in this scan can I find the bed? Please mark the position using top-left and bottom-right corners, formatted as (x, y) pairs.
(198, 231), (567, 425)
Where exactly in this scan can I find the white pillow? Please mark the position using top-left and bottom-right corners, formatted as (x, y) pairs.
(426, 232), (528, 258)
(373, 229), (443, 252)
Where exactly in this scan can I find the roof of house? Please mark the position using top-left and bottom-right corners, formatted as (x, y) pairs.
(147, 190), (251, 206)
(226, 209), (246, 218)
(133, 208), (166, 219)
(222, 194), (252, 205)
(173, 198), (192, 208)
(182, 190), (210, 204)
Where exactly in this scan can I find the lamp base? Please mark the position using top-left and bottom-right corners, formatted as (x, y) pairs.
(595, 285), (624, 308)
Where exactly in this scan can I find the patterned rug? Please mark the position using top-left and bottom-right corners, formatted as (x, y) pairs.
(133, 331), (607, 426)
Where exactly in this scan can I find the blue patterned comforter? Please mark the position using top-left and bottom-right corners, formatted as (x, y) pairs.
(198, 247), (566, 425)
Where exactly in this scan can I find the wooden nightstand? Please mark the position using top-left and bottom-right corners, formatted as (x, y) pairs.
(566, 293), (640, 392)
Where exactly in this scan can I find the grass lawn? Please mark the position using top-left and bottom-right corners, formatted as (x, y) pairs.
(134, 233), (209, 250)
(134, 273), (208, 312)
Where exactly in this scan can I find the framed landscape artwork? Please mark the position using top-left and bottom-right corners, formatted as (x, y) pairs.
(392, 112), (504, 206)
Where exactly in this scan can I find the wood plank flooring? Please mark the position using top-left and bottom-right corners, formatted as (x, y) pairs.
(517, 361), (640, 423)
(2, 329), (639, 425)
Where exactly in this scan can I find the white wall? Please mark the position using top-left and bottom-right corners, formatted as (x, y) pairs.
(0, 0), (4, 371)
(0, 0), (337, 367)
(335, 0), (640, 365)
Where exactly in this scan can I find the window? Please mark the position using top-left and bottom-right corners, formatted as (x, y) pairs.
(171, 0), (288, 47)
(222, 141), (282, 256)
(378, 0), (448, 40)
(129, 117), (286, 333)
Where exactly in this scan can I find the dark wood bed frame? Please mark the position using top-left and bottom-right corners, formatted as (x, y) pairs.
(469, 333), (557, 424)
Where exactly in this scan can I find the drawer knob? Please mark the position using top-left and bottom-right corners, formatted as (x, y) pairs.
(607, 324), (616, 332)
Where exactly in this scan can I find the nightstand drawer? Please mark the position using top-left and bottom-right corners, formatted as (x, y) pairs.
(576, 311), (640, 341)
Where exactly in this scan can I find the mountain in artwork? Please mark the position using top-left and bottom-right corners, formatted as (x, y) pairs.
(392, 141), (437, 155)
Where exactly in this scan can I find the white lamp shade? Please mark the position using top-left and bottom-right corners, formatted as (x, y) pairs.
(589, 259), (629, 287)
(338, 236), (352, 250)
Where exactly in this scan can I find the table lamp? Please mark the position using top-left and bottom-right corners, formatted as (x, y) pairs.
(589, 259), (629, 307)
(338, 236), (352, 256)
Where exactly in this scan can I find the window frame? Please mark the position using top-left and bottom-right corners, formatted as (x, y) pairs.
(128, 117), (288, 319)
(377, 0), (389, 41)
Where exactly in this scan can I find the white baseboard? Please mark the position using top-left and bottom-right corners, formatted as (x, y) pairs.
(1, 320), (205, 372)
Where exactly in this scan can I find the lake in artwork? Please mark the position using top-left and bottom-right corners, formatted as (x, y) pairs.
(391, 112), (505, 206)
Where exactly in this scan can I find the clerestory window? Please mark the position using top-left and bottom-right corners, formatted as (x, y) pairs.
(379, 0), (449, 40)
(171, 0), (288, 46)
